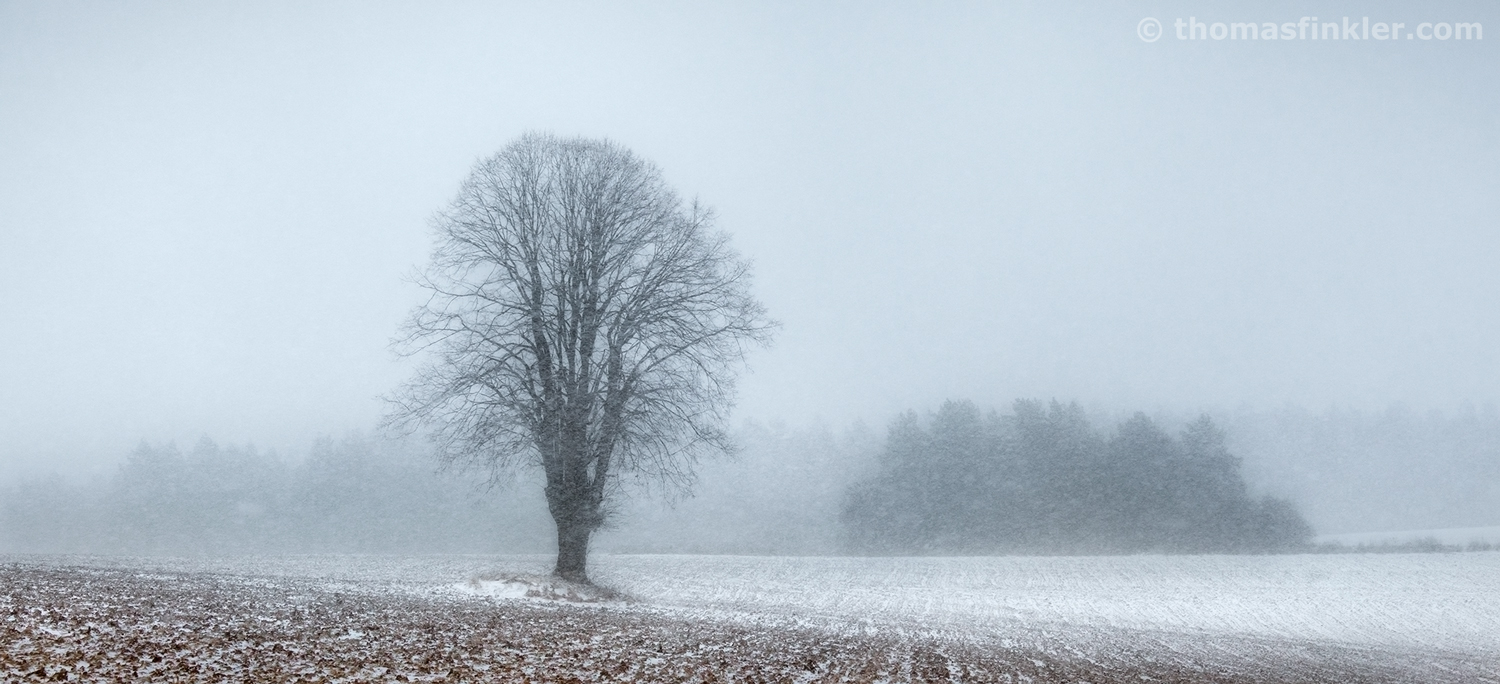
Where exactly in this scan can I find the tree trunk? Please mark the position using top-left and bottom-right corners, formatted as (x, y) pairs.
(553, 514), (594, 584)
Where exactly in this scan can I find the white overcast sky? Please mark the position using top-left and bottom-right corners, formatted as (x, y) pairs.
(2, 1), (1496, 477)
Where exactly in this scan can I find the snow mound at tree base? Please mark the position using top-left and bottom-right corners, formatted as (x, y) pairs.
(456, 572), (624, 602)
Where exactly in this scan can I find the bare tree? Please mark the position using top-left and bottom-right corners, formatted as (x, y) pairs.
(389, 133), (774, 583)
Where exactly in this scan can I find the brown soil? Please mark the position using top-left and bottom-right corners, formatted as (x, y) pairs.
(1, 563), (1490, 683)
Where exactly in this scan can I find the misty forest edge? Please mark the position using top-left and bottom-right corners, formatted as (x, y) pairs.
(2, 400), (1320, 560)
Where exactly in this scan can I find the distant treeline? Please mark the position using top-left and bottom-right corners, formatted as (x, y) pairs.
(0, 436), (552, 555)
(1313, 538), (1496, 554)
(3, 405), (1340, 557)
(0, 423), (871, 557)
(841, 401), (1313, 554)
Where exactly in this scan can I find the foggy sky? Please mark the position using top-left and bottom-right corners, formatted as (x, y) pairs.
(2, 1), (1497, 480)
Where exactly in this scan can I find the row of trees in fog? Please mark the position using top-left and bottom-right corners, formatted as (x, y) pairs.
(12, 406), (1499, 559)
(842, 401), (1312, 554)
(0, 436), (549, 554)
(4, 406), (1316, 557)
(0, 423), (868, 557)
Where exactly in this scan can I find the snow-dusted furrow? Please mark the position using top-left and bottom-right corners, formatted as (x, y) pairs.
(8, 552), (1498, 681)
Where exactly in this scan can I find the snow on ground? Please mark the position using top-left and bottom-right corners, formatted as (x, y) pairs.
(9, 564), (1047, 683)
(7, 552), (1499, 681)
(457, 573), (621, 602)
(24, 551), (1500, 653)
(589, 553), (1500, 655)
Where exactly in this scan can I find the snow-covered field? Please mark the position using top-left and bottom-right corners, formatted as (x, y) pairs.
(598, 553), (1500, 654)
(6, 552), (1499, 682)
